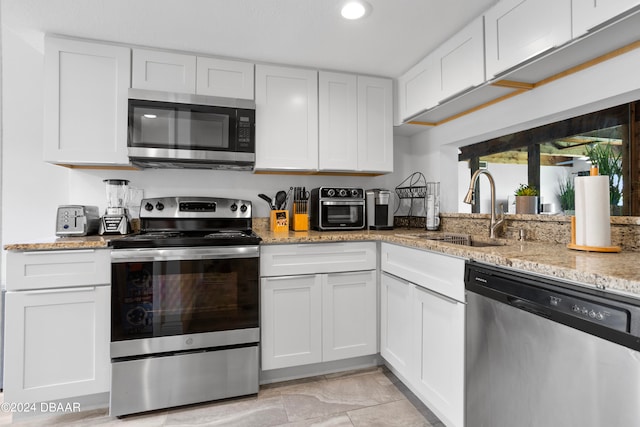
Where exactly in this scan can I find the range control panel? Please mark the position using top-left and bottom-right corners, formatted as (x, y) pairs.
(139, 197), (251, 219)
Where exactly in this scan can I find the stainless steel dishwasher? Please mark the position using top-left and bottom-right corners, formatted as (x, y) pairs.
(465, 261), (640, 427)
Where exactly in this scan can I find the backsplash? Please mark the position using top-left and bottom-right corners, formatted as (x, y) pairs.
(440, 213), (640, 252)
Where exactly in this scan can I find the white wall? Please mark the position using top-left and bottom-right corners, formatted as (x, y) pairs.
(408, 47), (640, 212)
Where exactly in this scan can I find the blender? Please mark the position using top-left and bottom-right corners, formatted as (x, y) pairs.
(99, 179), (131, 235)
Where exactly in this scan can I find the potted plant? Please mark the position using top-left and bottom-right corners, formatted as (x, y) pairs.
(514, 183), (539, 214)
(556, 175), (575, 215)
(586, 143), (622, 214)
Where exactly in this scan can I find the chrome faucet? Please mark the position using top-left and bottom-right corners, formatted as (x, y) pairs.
(463, 169), (505, 239)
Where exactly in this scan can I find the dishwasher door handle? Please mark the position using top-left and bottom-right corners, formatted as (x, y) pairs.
(507, 297), (550, 318)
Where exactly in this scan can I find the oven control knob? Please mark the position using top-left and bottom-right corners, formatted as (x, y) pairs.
(588, 310), (596, 318)
(155, 202), (165, 211)
(230, 203), (238, 212)
(240, 204), (248, 213)
(351, 189), (360, 197)
(327, 188), (336, 197)
(596, 312), (604, 320)
(338, 189), (347, 197)
(144, 202), (154, 211)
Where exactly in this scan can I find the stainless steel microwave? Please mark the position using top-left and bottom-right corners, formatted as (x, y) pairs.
(127, 89), (255, 170)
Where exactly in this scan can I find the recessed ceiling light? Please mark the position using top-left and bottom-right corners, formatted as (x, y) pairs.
(341, 1), (370, 20)
(143, 114), (157, 119)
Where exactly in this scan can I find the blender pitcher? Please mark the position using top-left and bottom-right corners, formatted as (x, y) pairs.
(99, 179), (132, 235)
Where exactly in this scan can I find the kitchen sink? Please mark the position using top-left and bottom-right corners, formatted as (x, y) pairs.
(406, 233), (507, 248)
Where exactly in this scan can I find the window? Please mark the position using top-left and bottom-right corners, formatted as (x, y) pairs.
(458, 102), (637, 215)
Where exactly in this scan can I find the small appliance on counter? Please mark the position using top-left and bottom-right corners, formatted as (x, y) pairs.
(310, 187), (365, 231)
(56, 205), (100, 236)
(366, 189), (393, 230)
(99, 179), (131, 235)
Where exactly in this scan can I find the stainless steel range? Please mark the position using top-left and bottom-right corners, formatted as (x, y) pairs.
(109, 196), (261, 417)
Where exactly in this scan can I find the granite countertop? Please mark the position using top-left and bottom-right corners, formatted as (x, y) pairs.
(5, 227), (640, 298)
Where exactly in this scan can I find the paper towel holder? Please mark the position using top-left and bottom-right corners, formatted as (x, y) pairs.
(567, 216), (621, 252)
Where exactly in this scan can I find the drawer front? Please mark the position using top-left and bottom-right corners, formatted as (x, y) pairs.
(381, 243), (465, 302)
(260, 242), (376, 277)
(7, 249), (111, 291)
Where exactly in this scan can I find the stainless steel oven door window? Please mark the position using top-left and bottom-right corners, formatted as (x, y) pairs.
(320, 201), (365, 228)
(111, 246), (259, 344)
(129, 101), (231, 151)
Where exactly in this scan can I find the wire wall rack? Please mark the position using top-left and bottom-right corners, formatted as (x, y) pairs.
(394, 172), (427, 229)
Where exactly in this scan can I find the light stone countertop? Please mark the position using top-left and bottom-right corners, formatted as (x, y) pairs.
(5, 227), (640, 299)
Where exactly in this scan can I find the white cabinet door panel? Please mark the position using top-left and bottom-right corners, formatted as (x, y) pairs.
(132, 48), (196, 93)
(572, 0), (640, 37)
(7, 249), (111, 291)
(438, 16), (485, 101)
(381, 243), (465, 302)
(318, 72), (358, 171)
(261, 275), (322, 370)
(322, 271), (377, 361)
(357, 76), (393, 172)
(196, 57), (254, 99)
(4, 286), (110, 403)
(380, 272), (412, 377)
(485, 0), (572, 78)
(254, 65), (318, 170)
(398, 55), (441, 121)
(412, 285), (465, 427)
(260, 242), (376, 277)
(44, 37), (130, 165)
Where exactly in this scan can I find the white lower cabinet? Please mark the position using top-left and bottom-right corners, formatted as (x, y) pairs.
(380, 243), (465, 427)
(261, 274), (323, 370)
(322, 271), (377, 362)
(380, 272), (412, 378)
(3, 249), (111, 404)
(260, 243), (377, 371)
(412, 284), (465, 427)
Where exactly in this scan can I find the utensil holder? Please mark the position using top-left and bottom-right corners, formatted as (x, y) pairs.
(270, 210), (289, 232)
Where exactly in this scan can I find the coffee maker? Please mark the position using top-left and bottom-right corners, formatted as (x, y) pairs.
(99, 179), (131, 235)
(366, 189), (393, 230)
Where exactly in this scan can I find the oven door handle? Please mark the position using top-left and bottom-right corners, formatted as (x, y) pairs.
(321, 200), (365, 206)
(111, 246), (259, 262)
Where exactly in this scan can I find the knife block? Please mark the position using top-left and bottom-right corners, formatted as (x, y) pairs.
(291, 213), (309, 231)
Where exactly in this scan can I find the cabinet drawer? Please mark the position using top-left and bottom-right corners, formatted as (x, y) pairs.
(7, 249), (111, 291)
(381, 243), (465, 302)
(260, 242), (376, 277)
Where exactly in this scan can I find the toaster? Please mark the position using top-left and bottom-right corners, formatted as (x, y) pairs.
(56, 205), (100, 236)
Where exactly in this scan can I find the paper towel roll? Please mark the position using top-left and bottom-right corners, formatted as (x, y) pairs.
(575, 176), (611, 247)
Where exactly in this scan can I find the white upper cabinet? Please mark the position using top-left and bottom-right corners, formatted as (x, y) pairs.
(132, 48), (196, 93)
(318, 71), (358, 171)
(397, 16), (484, 122)
(196, 57), (254, 99)
(397, 54), (440, 121)
(254, 64), (319, 171)
(572, 0), (640, 37)
(484, 0), (572, 78)
(437, 16), (485, 102)
(356, 76), (394, 173)
(44, 36), (131, 165)
(319, 72), (393, 173)
(133, 49), (254, 99)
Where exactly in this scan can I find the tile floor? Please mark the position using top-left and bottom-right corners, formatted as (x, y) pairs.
(0, 367), (444, 426)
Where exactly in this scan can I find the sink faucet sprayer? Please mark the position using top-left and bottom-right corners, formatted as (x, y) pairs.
(463, 169), (505, 239)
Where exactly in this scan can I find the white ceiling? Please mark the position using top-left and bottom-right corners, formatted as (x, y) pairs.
(2, 0), (497, 78)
